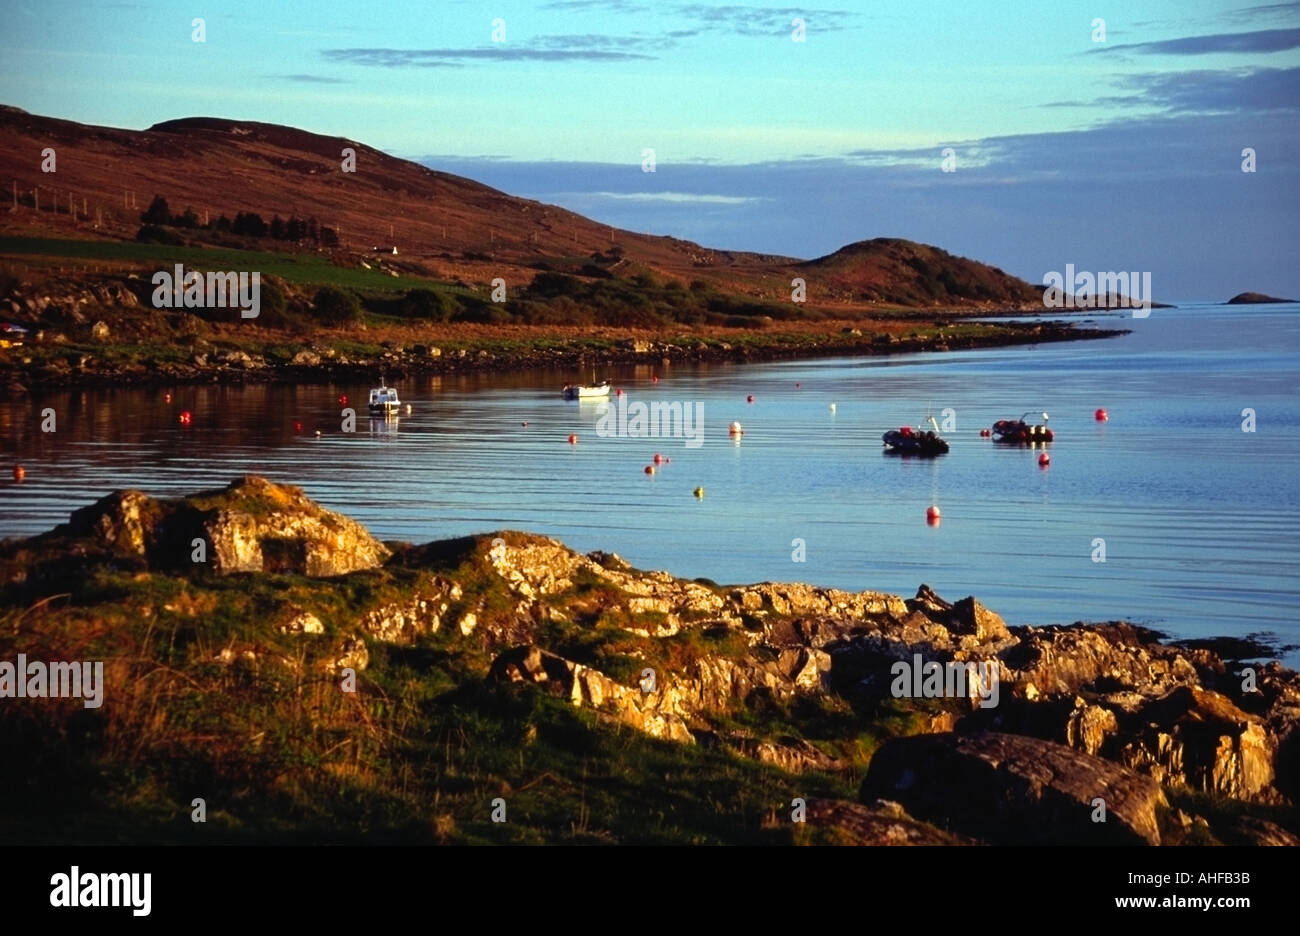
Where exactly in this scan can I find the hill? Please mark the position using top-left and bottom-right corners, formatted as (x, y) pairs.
(1227, 291), (1295, 305)
(0, 106), (1044, 312)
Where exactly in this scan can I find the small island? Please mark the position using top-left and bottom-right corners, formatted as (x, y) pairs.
(1226, 291), (1296, 304)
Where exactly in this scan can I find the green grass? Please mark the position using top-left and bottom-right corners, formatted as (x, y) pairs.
(0, 236), (468, 295)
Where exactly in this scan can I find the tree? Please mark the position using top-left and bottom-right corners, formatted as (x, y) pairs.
(319, 226), (339, 247)
(270, 216), (286, 240)
(141, 195), (171, 225)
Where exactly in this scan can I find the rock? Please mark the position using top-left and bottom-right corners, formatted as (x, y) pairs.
(1219, 815), (1300, 846)
(67, 490), (156, 556)
(862, 731), (1168, 845)
(804, 798), (969, 845)
(90, 320), (110, 341)
(1119, 686), (1275, 801)
(489, 646), (694, 743)
(279, 611), (324, 635)
(60, 476), (389, 577)
(290, 350), (321, 366)
(216, 349), (252, 367)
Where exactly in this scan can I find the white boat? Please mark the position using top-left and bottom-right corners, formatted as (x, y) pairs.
(562, 380), (611, 400)
(368, 382), (401, 415)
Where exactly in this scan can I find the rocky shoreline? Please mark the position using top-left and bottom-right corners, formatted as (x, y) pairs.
(2, 477), (1293, 845)
(3, 319), (1125, 391)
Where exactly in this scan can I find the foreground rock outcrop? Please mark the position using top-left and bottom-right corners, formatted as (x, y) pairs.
(1, 478), (1296, 846)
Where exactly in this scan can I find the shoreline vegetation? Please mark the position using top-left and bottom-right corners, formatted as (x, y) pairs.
(0, 477), (1295, 845)
(0, 244), (1127, 391)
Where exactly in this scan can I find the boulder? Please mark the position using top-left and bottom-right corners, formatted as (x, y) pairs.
(862, 731), (1168, 845)
(805, 798), (970, 845)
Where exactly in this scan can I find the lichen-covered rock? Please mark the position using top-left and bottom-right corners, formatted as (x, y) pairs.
(1119, 686), (1275, 801)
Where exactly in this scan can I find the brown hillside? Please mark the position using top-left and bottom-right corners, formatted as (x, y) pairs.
(0, 106), (1044, 310)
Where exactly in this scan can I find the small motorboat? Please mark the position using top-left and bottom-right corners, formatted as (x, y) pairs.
(992, 411), (1053, 443)
(883, 416), (949, 456)
(562, 379), (611, 400)
(368, 381), (402, 416)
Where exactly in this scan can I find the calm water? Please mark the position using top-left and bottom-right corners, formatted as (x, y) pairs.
(3, 303), (1298, 665)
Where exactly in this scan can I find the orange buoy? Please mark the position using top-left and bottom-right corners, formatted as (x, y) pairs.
(1095, 408), (1108, 421)
(1039, 452), (1050, 467)
(926, 505), (941, 522)
(729, 421), (743, 436)
(653, 453), (664, 465)
(13, 465), (25, 483)
(644, 465), (655, 475)
(164, 392), (172, 403)
(568, 434), (578, 444)
(746, 394), (754, 403)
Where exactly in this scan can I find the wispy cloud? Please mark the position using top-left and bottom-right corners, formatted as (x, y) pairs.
(674, 4), (857, 37)
(322, 42), (656, 67)
(1043, 66), (1300, 115)
(1226, 1), (1300, 23)
(577, 191), (765, 205)
(1092, 27), (1300, 55)
(276, 73), (349, 83)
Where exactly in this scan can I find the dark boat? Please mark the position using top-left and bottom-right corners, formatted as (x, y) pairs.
(992, 411), (1054, 443)
(883, 416), (949, 456)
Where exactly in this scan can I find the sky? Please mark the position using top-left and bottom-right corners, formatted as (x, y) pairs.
(1, 0), (1298, 300)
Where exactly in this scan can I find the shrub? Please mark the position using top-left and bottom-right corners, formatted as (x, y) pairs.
(135, 224), (183, 246)
(313, 287), (361, 325)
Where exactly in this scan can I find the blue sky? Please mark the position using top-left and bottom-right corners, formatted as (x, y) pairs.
(2, 0), (1298, 299)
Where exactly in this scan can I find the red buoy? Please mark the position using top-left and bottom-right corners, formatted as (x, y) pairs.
(179, 411), (192, 425)
(652, 376), (659, 383)
(294, 421), (303, 433)
(795, 382), (801, 388)
(164, 392), (172, 403)
(746, 395), (754, 403)
(616, 389), (624, 396)
(338, 394), (348, 406)
(926, 505), (941, 521)
(12, 465), (25, 483)
(1095, 408), (1108, 421)
(1039, 452), (1050, 467)
(980, 428), (991, 437)
(568, 434), (578, 444)
(644, 465), (655, 475)
(653, 453), (664, 465)
(521, 421), (528, 427)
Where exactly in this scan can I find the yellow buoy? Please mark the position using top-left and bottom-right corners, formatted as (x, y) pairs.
(693, 486), (704, 498)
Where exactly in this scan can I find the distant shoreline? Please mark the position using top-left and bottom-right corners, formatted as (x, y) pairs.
(2, 319), (1127, 392)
